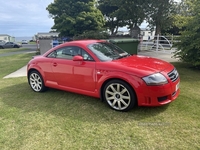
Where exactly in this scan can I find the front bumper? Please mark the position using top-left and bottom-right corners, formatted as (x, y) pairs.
(137, 79), (180, 106)
(133, 68), (180, 106)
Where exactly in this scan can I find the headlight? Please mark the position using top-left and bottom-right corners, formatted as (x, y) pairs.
(142, 73), (168, 85)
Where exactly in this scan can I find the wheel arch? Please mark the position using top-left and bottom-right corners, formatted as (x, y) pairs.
(100, 77), (138, 105)
(28, 68), (47, 92)
(27, 68), (45, 82)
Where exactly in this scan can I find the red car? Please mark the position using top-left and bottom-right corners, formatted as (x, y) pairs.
(27, 40), (180, 111)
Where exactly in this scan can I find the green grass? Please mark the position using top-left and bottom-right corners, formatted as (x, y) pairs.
(0, 53), (199, 149)
(0, 53), (33, 78)
(0, 48), (28, 54)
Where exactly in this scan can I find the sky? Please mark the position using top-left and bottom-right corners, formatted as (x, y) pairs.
(0, 0), (54, 37)
(0, 0), (148, 38)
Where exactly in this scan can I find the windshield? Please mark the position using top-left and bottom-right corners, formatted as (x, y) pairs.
(88, 42), (129, 61)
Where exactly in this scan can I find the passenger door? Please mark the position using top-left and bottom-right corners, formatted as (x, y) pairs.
(48, 46), (96, 92)
(4, 42), (12, 48)
(49, 47), (75, 87)
(72, 48), (96, 92)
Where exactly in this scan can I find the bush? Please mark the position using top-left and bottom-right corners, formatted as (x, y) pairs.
(73, 30), (110, 40)
(173, 1), (200, 68)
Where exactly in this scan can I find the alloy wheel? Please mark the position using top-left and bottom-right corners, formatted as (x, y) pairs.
(105, 83), (131, 111)
(29, 72), (43, 92)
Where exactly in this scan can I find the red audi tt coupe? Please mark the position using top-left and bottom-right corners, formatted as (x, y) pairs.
(27, 40), (180, 111)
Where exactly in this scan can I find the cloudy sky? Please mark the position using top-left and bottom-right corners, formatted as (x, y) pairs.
(0, 0), (54, 37)
(0, 0), (149, 38)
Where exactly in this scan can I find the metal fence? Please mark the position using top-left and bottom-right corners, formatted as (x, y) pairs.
(138, 34), (180, 53)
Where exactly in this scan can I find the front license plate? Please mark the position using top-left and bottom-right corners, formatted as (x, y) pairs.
(176, 82), (180, 91)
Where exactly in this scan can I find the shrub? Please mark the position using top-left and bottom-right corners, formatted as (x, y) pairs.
(73, 30), (110, 40)
(173, 0), (200, 68)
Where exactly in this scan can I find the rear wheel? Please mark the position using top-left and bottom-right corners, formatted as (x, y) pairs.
(14, 45), (19, 48)
(28, 70), (47, 92)
(103, 79), (136, 111)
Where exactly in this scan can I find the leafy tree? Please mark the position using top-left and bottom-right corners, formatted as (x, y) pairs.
(46, 0), (105, 37)
(162, 0), (192, 35)
(98, 0), (147, 37)
(98, 0), (125, 35)
(174, 0), (200, 67)
(146, 0), (176, 35)
(118, 0), (146, 32)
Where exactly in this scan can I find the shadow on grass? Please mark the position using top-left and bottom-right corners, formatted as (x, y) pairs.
(1, 82), (170, 123)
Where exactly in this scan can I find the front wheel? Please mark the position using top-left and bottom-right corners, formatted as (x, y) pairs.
(103, 80), (137, 111)
(28, 70), (47, 92)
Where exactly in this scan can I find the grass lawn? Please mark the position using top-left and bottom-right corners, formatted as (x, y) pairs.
(0, 51), (199, 149)
(0, 48), (28, 55)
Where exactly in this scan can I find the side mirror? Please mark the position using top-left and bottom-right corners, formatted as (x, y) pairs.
(73, 55), (84, 61)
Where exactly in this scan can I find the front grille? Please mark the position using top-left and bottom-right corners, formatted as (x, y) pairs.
(168, 68), (179, 82)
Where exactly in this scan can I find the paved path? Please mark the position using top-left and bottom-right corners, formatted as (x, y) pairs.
(1, 48), (36, 79)
(138, 50), (179, 62)
(3, 50), (179, 79)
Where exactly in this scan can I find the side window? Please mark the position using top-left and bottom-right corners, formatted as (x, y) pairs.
(47, 46), (80, 60)
(73, 46), (94, 61)
(47, 50), (57, 58)
(81, 49), (94, 61)
(47, 46), (94, 61)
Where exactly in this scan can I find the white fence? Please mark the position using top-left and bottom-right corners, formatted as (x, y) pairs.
(138, 34), (180, 53)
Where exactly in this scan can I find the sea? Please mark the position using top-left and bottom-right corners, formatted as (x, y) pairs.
(15, 37), (33, 42)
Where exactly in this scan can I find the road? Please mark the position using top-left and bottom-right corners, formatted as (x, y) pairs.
(0, 44), (37, 57)
(21, 44), (37, 49)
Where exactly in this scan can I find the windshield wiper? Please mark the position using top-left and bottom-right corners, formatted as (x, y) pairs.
(115, 54), (131, 60)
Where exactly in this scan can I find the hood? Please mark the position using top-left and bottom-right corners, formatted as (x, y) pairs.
(112, 55), (173, 76)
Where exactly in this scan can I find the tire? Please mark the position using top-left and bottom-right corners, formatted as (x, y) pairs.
(14, 45), (19, 48)
(103, 79), (136, 111)
(28, 70), (47, 92)
(0, 46), (4, 49)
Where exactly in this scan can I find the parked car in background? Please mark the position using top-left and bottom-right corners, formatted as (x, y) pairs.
(22, 40), (28, 44)
(0, 42), (22, 49)
(27, 40), (180, 111)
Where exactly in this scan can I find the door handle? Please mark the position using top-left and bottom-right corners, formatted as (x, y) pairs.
(53, 63), (57, 67)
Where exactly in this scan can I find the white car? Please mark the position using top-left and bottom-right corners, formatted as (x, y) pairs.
(22, 40), (28, 44)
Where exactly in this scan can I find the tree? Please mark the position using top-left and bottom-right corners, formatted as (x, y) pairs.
(174, 0), (200, 67)
(98, 0), (125, 35)
(46, 0), (105, 37)
(98, 0), (148, 37)
(161, 0), (192, 35)
(117, 0), (147, 37)
(146, 0), (176, 35)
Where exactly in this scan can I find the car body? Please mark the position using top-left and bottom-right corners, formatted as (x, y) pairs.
(27, 40), (180, 111)
(22, 40), (28, 44)
(0, 42), (22, 49)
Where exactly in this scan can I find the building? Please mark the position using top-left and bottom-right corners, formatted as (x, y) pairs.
(0, 34), (15, 42)
(35, 32), (59, 40)
(140, 28), (155, 41)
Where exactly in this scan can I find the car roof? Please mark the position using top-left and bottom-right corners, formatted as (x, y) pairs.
(43, 39), (107, 56)
(62, 39), (106, 46)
